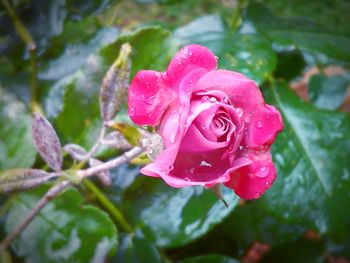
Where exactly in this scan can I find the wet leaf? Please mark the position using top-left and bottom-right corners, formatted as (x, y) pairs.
(0, 169), (57, 194)
(99, 43), (131, 122)
(247, 2), (350, 62)
(6, 185), (118, 263)
(32, 113), (62, 171)
(263, 82), (350, 239)
(0, 88), (36, 170)
(121, 177), (239, 248)
(171, 15), (277, 84)
(308, 73), (350, 110)
(111, 232), (162, 263)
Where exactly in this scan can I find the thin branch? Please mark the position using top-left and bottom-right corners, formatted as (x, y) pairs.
(0, 180), (71, 251)
(77, 146), (144, 179)
(0, 147), (144, 250)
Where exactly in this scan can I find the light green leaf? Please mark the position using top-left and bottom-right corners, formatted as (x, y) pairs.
(0, 88), (36, 170)
(6, 185), (118, 263)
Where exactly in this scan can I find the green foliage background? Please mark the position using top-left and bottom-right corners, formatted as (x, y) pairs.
(1, 0), (350, 262)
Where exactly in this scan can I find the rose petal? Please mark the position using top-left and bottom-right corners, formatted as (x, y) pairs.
(128, 70), (175, 126)
(197, 70), (283, 148)
(224, 150), (276, 199)
(165, 44), (217, 88)
(246, 104), (283, 148)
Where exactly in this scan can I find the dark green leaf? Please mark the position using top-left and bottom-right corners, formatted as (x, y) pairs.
(172, 15), (277, 84)
(6, 185), (118, 263)
(274, 49), (306, 81)
(121, 177), (239, 248)
(247, 2), (350, 62)
(263, 82), (350, 239)
(308, 73), (350, 110)
(111, 232), (162, 263)
(0, 88), (36, 169)
(181, 255), (239, 263)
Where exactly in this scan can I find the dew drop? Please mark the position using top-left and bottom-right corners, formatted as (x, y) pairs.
(200, 160), (212, 167)
(222, 97), (229, 104)
(169, 132), (176, 143)
(256, 166), (270, 178)
(209, 97), (217, 103)
(169, 165), (174, 171)
(129, 108), (135, 117)
(201, 96), (209, 102)
(235, 108), (243, 118)
(257, 121), (263, 129)
(254, 192), (261, 198)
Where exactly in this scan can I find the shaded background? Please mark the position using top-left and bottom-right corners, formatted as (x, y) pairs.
(0, 0), (350, 262)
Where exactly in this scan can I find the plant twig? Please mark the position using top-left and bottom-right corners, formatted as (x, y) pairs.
(0, 180), (71, 251)
(1, 0), (40, 113)
(0, 147), (144, 250)
(77, 147), (144, 179)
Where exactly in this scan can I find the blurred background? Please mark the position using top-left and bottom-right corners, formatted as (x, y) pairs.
(0, 0), (350, 262)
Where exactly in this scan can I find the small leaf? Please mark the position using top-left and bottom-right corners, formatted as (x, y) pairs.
(99, 43), (132, 122)
(0, 169), (57, 194)
(108, 122), (141, 146)
(89, 158), (112, 186)
(63, 144), (88, 161)
(32, 113), (63, 171)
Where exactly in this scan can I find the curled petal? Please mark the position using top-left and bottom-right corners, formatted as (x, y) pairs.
(225, 150), (276, 199)
(128, 70), (175, 126)
(165, 44), (217, 88)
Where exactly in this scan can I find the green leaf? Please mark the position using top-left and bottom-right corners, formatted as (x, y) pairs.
(6, 185), (118, 263)
(180, 255), (239, 263)
(308, 73), (350, 110)
(111, 232), (162, 263)
(166, 200), (306, 260)
(172, 15), (277, 84)
(100, 27), (171, 78)
(247, 2), (350, 62)
(274, 49), (306, 81)
(0, 88), (36, 170)
(39, 27), (120, 81)
(263, 82), (350, 238)
(121, 177), (239, 248)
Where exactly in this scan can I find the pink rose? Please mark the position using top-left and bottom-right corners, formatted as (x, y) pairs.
(128, 44), (283, 199)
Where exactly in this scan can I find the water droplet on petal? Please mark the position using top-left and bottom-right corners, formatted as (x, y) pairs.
(235, 108), (243, 118)
(222, 97), (229, 104)
(200, 160), (212, 167)
(209, 97), (217, 103)
(254, 192), (261, 198)
(169, 165), (174, 171)
(257, 121), (263, 129)
(170, 132), (176, 143)
(244, 112), (253, 123)
(256, 166), (270, 178)
(129, 108), (135, 117)
(201, 96), (209, 102)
